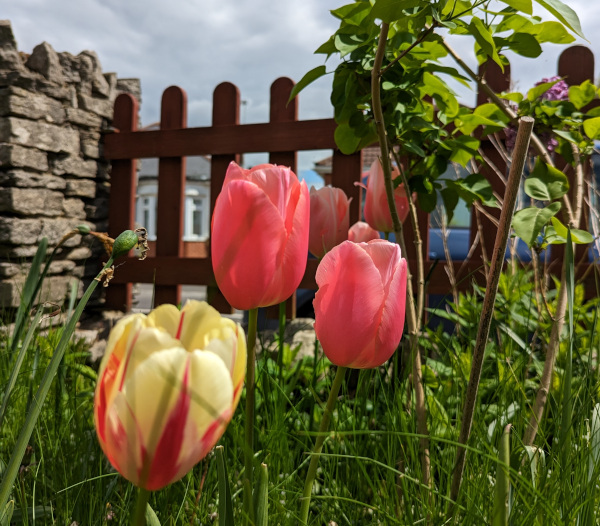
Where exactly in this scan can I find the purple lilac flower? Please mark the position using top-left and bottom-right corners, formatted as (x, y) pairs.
(535, 76), (569, 101)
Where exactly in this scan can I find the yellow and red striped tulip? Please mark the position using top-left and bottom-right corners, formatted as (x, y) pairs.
(94, 300), (246, 490)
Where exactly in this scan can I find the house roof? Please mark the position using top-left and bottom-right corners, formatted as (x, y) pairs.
(313, 145), (380, 175)
(138, 156), (211, 182)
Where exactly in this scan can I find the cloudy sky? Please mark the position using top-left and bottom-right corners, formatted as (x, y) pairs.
(4, 0), (600, 173)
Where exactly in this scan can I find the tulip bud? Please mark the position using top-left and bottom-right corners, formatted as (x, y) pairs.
(111, 230), (139, 259)
(211, 162), (310, 310)
(308, 186), (350, 259)
(313, 240), (407, 369)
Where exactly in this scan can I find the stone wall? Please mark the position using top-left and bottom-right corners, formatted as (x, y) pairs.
(0, 20), (140, 310)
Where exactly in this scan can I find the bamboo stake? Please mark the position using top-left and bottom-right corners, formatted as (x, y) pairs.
(448, 117), (535, 512)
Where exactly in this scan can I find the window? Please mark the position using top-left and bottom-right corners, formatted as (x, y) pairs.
(184, 193), (209, 241)
(136, 194), (157, 240)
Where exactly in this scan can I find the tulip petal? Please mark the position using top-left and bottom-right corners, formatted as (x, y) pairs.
(104, 347), (233, 490)
(147, 304), (182, 338)
(314, 241), (384, 367)
(211, 179), (287, 310)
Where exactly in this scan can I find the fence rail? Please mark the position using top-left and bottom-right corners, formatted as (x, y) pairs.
(104, 46), (598, 313)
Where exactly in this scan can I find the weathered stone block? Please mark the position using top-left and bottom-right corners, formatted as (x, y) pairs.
(65, 108), (102, 129)
(0, 170), (67, 190)
(0, 187), (64, 216)
(0, 117), (79, 154)
(65, 178), (96, 198)
(0, 20), (23, 71)
(77, 93), (112, 119)
(51, 155), (97, 178)
(0, 217), (43, 244)
(0, 86), (65, 123)
(40, 218), (88, 246)
(0, 144), (49, 172)
(80, 134), (100, 158)
(65, 246), (92, 260)
(0, 262), (20, 277)
(25, 42), (65, 85)
(63, 198), (86, 219)
(85, 197), (109, 220)
(79, 51), (110, 98)
(0, 275), (81, 308)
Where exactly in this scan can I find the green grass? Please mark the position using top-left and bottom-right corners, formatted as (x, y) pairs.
(1, 262), (600, 525)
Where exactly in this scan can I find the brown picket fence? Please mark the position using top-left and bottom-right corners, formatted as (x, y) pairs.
(104, 45), (598, 313)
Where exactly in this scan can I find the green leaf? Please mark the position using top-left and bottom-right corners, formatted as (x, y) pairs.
(583, 116), (600, 140)
(253, 463), (269, 526)
(371, 0), (426, 22)
(505, 32), (542, 58)
(524, 159), (569, 201)
(145, 504), (162, 526)
(446, 173), (498, 207)
(527, 79), (558, 101)
(441, 187), (459, 224)
(288, 66), (327, 103)
(331, 2), (372, 25)
(469, 17), (503, 69)
(216, 446), (235, 526)
(334, 31), (366, 57)
(498, 0), (532, 13)
(0, 501), (13, 526)
(568, 80), (596, 110)
(534, 21), (576, 44)
(550, 217), (594, 244)
(445, 135), (480, 167)
(512, 202), (561, 246)
(552, 129), (577, 143)
(534, 0), (584, 38)
(492, 425), (511, 526)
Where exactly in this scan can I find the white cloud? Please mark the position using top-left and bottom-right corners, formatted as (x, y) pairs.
(4, 0), (600, 171)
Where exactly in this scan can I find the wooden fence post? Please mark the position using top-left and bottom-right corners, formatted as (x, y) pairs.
(153, 86), (187, 307)
(106, 93), (138, 311)
(553, 46), (596, 266)
(208, 82), (240, 313)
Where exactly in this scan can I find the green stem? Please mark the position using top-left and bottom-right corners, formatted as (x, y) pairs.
(131, 487), (151, 526)
(277, 300), (286, 372)
(0, 257), (114, 512)
(243, 308), (259, 522)
(300, 365), (346, 524)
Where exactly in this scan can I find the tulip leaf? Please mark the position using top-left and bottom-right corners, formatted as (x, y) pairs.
(0, 500), (14, 526)
(253, 463), (269, 526)
(512, 202), (561, 247)
(216, 446), (235, 526)
(145, 504), (161, 526)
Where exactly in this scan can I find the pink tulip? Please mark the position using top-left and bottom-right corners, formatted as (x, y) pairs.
(313, 240), (407, 368)
(348, 221), (380, 243)
(94, 301), (246, 491)
(211, 162), (310, 310)
(308, 186), (350, 258)
(363, 159), (410, 233)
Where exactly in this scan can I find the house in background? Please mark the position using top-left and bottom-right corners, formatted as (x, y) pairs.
(135, 155), (211, 254)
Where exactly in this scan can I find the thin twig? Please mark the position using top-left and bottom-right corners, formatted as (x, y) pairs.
(372, 22), (431, 490)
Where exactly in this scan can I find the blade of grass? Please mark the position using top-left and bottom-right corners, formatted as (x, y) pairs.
(492, 424), (511, 526)
(10, 239), (47, 353)
(0, 306), (45, 429)
(0, 257), (114, 512)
